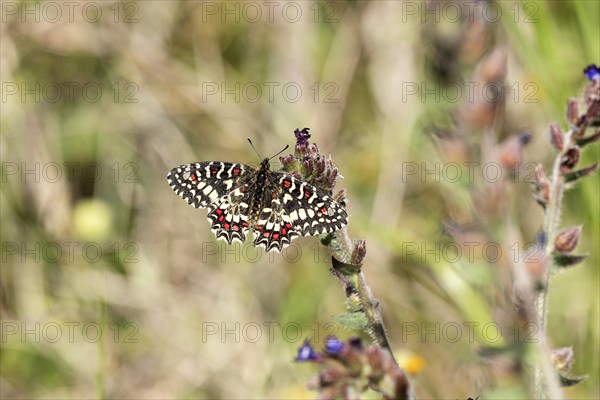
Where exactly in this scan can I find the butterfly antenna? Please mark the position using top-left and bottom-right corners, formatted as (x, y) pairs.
(247, 138), (263, 160)
(269, 145), (289, 161)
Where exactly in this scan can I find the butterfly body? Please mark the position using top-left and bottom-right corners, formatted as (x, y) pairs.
(167, 158), (347, 252)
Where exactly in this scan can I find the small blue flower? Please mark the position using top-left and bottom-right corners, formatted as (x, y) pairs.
(294, 127), (311, 146)
(583, 64), (600, 81)
(296, 340), (318, 362)
(324, 336), (345, 354)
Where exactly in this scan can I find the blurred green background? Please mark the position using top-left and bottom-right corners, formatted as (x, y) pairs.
(1, 1), (598, 399)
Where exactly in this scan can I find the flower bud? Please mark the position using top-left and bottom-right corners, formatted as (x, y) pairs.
(480, 47), (508, 83)
(326, 168), (339, 189)
(532, 165), (551, 205)
(549, 123), (564, 151)
(295, 143), (307, 157)
(307, 143), (319, 155)
(560, 146), (581, 172)
(551, 347), (574, 373)
(365, 346), (386, 381)
(524, 245), (548, 290)
(584, 76), (600, 107)
(303, 158), (314, 173)
(318, 364), (349, 386)
(566, 98), (580, 127)
(351, 240), (367, 265)
(554, 226), (581, 253)
(279, 154), (296, 171)
(392, 370), (412, 400)
(497, 133), (530, 169)
(315, 157), (326, 175)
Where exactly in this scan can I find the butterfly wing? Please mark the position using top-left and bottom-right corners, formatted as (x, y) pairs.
(167, 161), (253, 244)
(251, 171), (348, 252)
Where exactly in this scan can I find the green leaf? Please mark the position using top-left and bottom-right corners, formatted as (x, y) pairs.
(553, 253), (589, 268)
(320, 233), (335, 246)
(334, 312), (368, 330)
(563, 163), (598, 183)
(575, 130), (600, 147)
(331, 256), (361, 275)
(559, 373), (588, 387)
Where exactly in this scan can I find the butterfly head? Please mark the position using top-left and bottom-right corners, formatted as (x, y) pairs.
(259, 157), (271, 172)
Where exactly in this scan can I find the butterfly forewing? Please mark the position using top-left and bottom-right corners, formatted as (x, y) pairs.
(167, 159), (348, 252)
(167, 161), (251, 208)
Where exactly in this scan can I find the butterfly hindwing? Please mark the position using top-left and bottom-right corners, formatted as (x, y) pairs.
(251, 177), (298, 252)
(273, 172), (347, 236)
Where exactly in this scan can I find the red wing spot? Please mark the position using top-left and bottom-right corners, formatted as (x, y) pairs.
(233, 168), (241, 175)
(305, 190), (311, 198)
(241, 185), (247, 192)
(241, 221), (249, 227)
(321, 207), (327, 213)
(232, 225), (240, 231)
(283, 180), (291, 188)
(211, 168), (219, 175)
(191, 174), (198, 182)
(272, 193), (277, 199)
(281, 228), (287, 235)
(216, 209), (223, 215)
(255, 226), (263, 231)
(272, 233), (280, 239)
(285, 223), (292, 229)
(223, 223), (230, 229)
(218, 215), (224, 222)
(263, 231), (271, 237)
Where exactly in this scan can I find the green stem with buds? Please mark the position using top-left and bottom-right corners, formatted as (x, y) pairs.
(331, 228), (397, 365)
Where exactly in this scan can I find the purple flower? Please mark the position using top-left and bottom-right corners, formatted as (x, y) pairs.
(324, 336), (345, 354)
(294, 127), (311, 146)
(296, 340), (319, 362)
(583, 64), (600, 81)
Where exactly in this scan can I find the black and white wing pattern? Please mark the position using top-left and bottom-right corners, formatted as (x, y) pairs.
(167, 158), (348, 252)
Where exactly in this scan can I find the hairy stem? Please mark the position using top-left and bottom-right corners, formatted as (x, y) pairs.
(332, 228), (398, 365)
(533, 128), (576, 399)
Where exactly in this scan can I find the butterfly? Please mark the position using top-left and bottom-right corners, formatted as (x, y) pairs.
(167, 145), (348, 252)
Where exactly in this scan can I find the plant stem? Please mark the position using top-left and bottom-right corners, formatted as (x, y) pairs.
(332, 228), (397, 365)
(533, 128), (575, 399)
